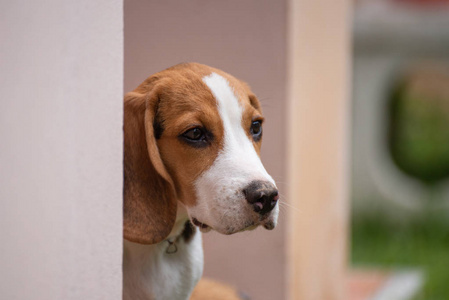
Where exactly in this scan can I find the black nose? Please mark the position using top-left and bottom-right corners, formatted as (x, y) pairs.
(243, 180), (279, 215)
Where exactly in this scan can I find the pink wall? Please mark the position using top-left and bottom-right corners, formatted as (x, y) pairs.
(125, 1), (287, 299)
(0, 1), (123, 299)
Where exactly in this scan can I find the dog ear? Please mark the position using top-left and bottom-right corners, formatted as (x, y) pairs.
(123, 87), (177, 244)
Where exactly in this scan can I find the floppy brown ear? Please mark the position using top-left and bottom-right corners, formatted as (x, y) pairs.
(123, 88), (177, 244)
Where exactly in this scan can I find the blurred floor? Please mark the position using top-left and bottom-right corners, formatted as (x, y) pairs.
(347, 269), (423, 300)
(347, 270), (390, 300)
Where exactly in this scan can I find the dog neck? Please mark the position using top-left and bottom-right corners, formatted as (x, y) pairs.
(164, 207), (196, 254)
(123, 202), (204, 300)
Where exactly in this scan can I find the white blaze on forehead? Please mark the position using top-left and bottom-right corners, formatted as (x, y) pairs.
(188, 72), (277, 233)
(203, 73), (242, 137)
(201, 72), (273, 182)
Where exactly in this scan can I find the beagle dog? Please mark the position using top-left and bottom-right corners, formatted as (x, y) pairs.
(123, 63), (279, 300)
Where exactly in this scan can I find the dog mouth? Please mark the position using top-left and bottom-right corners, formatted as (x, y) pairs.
(192, 216), (276, 234)
(192, 218), (212, 233)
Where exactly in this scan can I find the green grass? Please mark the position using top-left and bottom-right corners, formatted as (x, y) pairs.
(351, 211), (449, 300)
(388, 80), (449, 184)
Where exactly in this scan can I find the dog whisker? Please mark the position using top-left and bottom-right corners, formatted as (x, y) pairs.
(278, 201), (303, 215)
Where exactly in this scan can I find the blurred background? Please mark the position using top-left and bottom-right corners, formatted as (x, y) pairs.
(126, 0), (449, 299)
(351, 0), (449, 299)
(125, 0), (449, 299)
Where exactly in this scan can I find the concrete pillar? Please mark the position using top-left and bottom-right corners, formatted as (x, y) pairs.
(0, 1), (123, 299)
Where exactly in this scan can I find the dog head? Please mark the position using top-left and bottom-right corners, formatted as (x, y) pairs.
(124, 63), (279, 244)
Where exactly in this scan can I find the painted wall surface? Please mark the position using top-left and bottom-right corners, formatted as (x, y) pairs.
(0, 1), (123, 299)
(125, 1), (287, 299)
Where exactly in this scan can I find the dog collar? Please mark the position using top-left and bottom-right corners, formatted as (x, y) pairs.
(165, 238), (178, 254)
(165, 221), (195, 254)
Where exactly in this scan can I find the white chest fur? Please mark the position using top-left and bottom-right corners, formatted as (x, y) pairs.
(123, 220), (204, 300)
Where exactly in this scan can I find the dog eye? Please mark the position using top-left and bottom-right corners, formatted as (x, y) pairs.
(180, 127), (212, 148)
(250, 121), (262, 139)
(183, 128), (204, 141)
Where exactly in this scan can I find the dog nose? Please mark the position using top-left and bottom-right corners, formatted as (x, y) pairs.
(243, 180), (279, 215)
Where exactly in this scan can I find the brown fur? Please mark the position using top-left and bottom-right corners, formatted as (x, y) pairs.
(123, 90), (177, 244)
(190, 278), (247, 300)
(123, 63), (264, 244)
